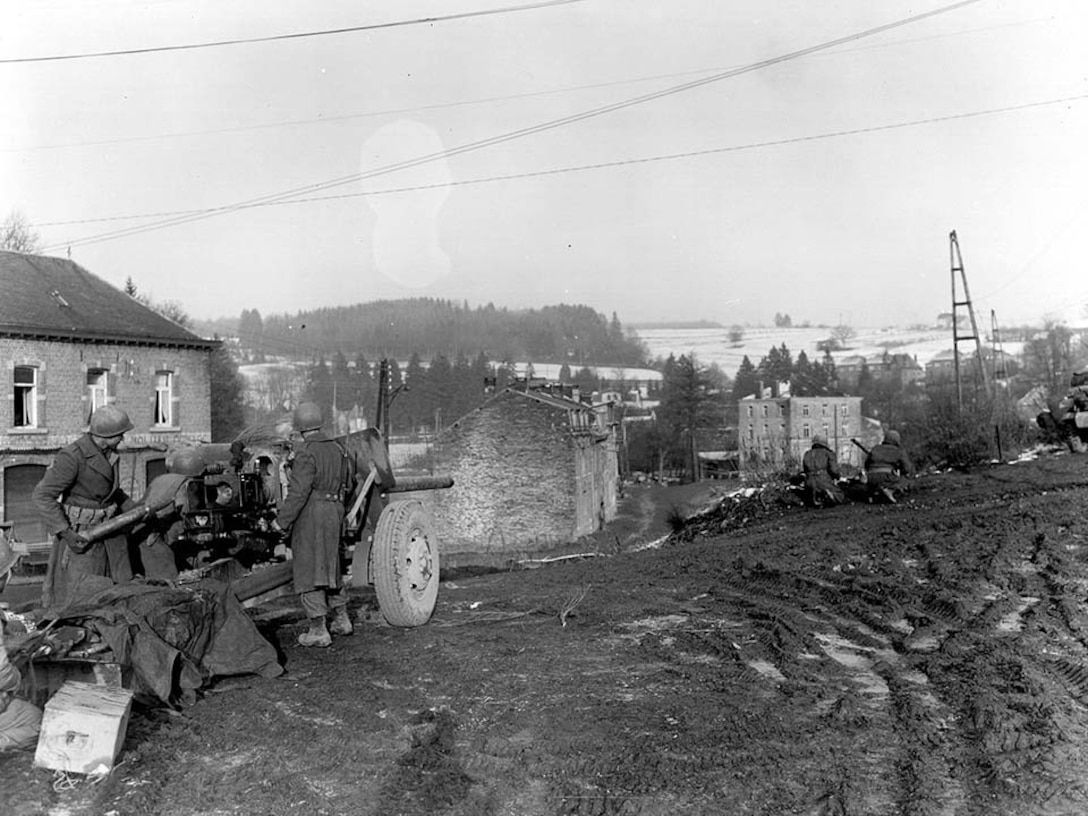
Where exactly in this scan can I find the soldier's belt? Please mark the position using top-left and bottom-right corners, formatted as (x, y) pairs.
(313, 492), (346, 502)
(63, 504), (115, 530)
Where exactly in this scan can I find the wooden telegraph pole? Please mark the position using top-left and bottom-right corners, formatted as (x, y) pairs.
(949, 231), (992, 412)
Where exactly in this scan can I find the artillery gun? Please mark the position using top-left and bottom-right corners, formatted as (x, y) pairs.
(80, 429), (452, 627)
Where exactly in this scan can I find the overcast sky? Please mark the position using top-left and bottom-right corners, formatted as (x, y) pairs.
(3, 0), (1086, 329)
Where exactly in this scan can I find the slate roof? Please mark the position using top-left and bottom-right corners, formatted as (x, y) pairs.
(0, 251), (215, 348)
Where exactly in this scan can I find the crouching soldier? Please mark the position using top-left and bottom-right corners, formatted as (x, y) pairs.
(131, 448), (208, 582)
(802, 434), (844, 507)
(864, 430), (914, 504)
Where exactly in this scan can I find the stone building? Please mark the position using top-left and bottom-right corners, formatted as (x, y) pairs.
(425, 388), (619, 562)
(0, 251), (217, 552)
(737, 393), (880, 471)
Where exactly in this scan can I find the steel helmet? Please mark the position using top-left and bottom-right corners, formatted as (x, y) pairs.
(811, 434), (828, 448)
(293, 401), (323, 433)
(884, 430), (902, 446)
(167, 448), (206, 477)
(89, 405), (133, 438)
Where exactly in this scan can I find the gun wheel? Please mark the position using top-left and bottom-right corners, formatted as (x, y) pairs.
(372, 500), (440, 627)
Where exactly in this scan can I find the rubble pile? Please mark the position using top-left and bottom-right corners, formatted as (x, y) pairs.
(668, 483), (803, 543)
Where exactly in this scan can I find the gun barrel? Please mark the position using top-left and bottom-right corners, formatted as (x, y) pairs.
(79, 505), (154, 544)
(79, 492), (179, 544)
(851, 438), (871, 456)
(384, 475), (454, 494)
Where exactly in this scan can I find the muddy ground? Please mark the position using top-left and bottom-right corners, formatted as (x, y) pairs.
(7, 450), (1088, 815)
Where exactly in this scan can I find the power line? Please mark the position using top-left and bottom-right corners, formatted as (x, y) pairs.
(41, 0), (987, 253)
(0, 0), (584, 64)
(4, 14), (1048, 154)
(36, 93), (1086, 228)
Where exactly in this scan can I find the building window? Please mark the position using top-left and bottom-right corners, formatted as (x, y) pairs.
(821, 403), (828, 416)
(802, 423), (810, 439)
(822, 423), (830, 439)
(802, 404), (810, 417)
(778, 404), (785, 417)
(746, 405), (753, 418)
(841, 404), (849, 416)
(761, 404), (768, 417)
(154, 371), (174, 426)
(87, 369), (108, 422)
(13, 366), (37, 427)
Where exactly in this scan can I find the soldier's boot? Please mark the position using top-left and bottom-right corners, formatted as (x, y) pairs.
(298, 617), (332, 648)
(328, 605), (354, 636)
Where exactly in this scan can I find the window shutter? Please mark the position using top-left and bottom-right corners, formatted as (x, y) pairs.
(37, 366), (47, 428)
(107, 366), (117, 400)
(172, 369), (181, 428)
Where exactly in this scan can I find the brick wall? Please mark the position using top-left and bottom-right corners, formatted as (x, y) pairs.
(1, 337), (214, 542)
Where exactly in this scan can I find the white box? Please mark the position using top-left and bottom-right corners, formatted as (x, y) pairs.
(34, 680), (134, 774)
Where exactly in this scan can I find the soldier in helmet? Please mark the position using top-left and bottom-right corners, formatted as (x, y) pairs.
(271, 402), (356, 647)
(864, 429), (914, 504)
(32, 404), (139, 606)
(130, 447), (207, 582)
(802, 434), (843, 507)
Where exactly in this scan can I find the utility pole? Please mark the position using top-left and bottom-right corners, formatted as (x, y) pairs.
(990, 310), (1009, 383)
(991, 309), (1011, 461)
(949, 230), (992, 411)
(376, 359), (389, 440)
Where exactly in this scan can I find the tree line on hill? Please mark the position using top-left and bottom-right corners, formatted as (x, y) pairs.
(234, 299), (649, 367)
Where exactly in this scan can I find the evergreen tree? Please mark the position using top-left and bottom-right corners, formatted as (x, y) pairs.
(330, 352), (351, 413)
(426, 354), (454, 432)
(572, 366), (598, 396)
(657, 354), (724, 481)
(306, 357), (333, 415)
(209, 342), (247, 442)
(400, 354), (426, 433)
(732, 356), (760, 402)
(352, 354), (377, 421)
(790, 350), (815, 396)
(820, 349), (838, 391)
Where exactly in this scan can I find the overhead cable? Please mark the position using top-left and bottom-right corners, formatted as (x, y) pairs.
(0, 0), (584, 64)
(6, 14), (1048, 154)
(36, 93), (1086, 229)
(41, 0), (987, 253)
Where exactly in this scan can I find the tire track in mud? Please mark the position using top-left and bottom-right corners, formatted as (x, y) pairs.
(650, 484), (1088, 816)
(823, 494), (1088, 815)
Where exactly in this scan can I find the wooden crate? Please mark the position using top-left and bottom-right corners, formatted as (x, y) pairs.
(34, 681), (134, 774)
(23, 658), (130, 709)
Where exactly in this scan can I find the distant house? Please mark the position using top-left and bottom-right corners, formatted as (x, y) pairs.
(837, 352), (924, 389)
(925, 349), (982, 381)
(737, 394), (880, 471)
(0, 251), (217, 549)
(425, 388), (619, 562)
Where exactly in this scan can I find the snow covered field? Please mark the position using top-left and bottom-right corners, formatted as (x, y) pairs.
(633, 325), (1020, 379)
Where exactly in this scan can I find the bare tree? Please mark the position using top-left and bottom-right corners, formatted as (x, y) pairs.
(830, 324), (856, 349)
(0, 211), (41, 254)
